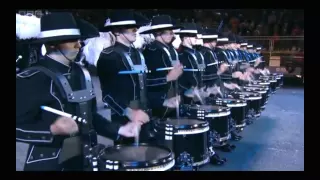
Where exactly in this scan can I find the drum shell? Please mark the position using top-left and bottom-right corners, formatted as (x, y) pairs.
(232, 92), (262, 115)
(208, 116), (230, 139)
(207, 98), (247, 128)
(245, 99), (261, 115)
(231, 106), (246, 126)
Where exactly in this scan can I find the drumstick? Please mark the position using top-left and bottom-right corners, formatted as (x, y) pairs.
(194, 88), (204, 105)
(175, 80), (180, 119)
(40, 106), (86, 123)
(16, 55), (23, 63)
(41, 106), (73, 118)
(134, 124), (141, 146)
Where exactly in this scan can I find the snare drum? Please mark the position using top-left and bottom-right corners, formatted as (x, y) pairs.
(265, 76), (277, 93)
(245, 84), (271, 97)
(181, 104), (232, 145)
(214, 98), (247, 130)
(97, 144), (175, 171)
(274, 74), (282, 89)
(155, 119), (210, 169)
(243, 86), (268, 109)
(252, 79), (270, 86)
(232, 91), (262, 118)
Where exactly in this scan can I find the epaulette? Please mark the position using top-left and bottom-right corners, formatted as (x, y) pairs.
(101, 47), (114, 55)
(16, 69), (40, 79)
(147, 43), (157, 51)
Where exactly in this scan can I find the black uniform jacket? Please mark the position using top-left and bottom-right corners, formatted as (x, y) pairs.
(16, 56), (121, 171)
(97, 42), (147, 119)
(178, 45), (204, 90)
(214, 48), (234, 83)
(143, 41), (178, 111)
(198, 46), (220, 87)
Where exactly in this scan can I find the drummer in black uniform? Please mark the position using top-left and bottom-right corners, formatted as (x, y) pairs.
(197, 28), (228, 94)
(95, 10), (153, 145)
(197, 30), (244, 141)
(174, 23), (208, 104)
(139, 15), (183, 119)
(214, 36), (243, 93)
(16, 12), (139, 171)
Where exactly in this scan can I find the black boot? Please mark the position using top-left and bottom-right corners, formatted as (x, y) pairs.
(231, 131), (242, 141)
(218, 143), (236, 152)
(210, 154), (227, 165)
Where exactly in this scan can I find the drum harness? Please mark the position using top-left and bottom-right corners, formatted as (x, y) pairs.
(26, 64), (99, 171)
(160, 46), (181, 119)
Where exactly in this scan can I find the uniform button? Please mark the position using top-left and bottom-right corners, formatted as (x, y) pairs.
(27, 136), (31, 139)
(29, 156), (33, 160)
(40, 154), (44, 158)
(41, 136), (46, 140)
(52, 152), (56, 156)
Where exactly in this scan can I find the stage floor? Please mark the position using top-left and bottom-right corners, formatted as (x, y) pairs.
(16, 77), (304, 171)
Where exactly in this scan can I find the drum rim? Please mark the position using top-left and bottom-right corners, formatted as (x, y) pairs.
(156, 118), (210, 131)
(243, 86), (268, 91)
(234, 91), (261, 97)
(187, 104), (230, 112)
(216, 98), (246, 104)
(98, 143), (174, 169)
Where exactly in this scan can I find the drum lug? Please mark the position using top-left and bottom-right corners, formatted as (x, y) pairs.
(176, 151), (194, 171)
(229, 117), (236, 131)
(208, 146), (215, 156)
(209, 130), (219, 146)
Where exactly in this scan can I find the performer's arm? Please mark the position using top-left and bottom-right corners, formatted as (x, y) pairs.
(179, 53), (197, 89)
(145, 51), (171, 109)
(97, 52), (135, 116)
(91, 99), (122, 141)
(16, 72), (65, 146)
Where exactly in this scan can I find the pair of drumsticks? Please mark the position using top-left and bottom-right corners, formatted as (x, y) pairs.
(41, 106), (141, 145)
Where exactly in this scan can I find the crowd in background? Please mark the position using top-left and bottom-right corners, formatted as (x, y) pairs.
(17, 9), (304, 52)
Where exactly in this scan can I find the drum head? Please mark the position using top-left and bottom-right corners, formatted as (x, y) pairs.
(218, 98), (245, 104)
(237, 91), (257, 96)
(244, 87), (263, 91)
(100, 145), (171, 162)
(167, 118), (203, 126)
(217, 98), (236, 102)
(191, 104), (227, 111)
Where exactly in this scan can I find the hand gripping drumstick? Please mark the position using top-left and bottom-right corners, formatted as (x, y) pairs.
(40, 106), (87, 124)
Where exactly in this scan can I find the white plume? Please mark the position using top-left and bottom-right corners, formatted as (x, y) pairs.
(133, 25), (155, 49)
(83, 32), (115, 66)
(16, 14), (41, 40)
(172, 34), (182, 49)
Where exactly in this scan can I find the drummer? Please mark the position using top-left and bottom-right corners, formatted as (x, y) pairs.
(174, 22), (210, 104)
(139, 15), (183, 119)
(90, 10), (154, 145)
(214, 36), (251, 93)
(16, 12), (140, 171)
(196, 28), (223, 92)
